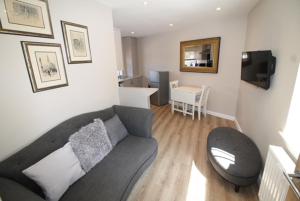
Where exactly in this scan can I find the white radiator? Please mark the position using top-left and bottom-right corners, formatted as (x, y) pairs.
(259, 146), (295, 201)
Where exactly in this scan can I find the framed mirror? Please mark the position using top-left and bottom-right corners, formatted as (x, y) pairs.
(180, 37), (221, 73)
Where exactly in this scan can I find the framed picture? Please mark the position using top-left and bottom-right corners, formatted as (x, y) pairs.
(180, 37), (221, 73)
(0, 0), (54, 38)
(61, 21), (92, 64)
(21, 41), (68, 92)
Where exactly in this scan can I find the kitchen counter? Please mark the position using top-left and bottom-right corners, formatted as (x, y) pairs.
(118, 75), (142, 83)
(118, 87), (158, 109)
(118, 75), (148, 88)
(118, 76), (135, 83)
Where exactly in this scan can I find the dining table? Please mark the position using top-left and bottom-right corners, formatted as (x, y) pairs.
(170, 85), (203, 119)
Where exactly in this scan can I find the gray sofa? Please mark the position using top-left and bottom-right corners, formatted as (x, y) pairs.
(0, 105), (158, 201)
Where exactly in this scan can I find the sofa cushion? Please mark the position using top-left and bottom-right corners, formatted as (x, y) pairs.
(113, 105), (154, 138)
(69, 119), (113, 172)
(23, 143), (85, 201)
(0, 107), (115, 197)
(104, 115), (128, 146)
(60, 135), (158, 201)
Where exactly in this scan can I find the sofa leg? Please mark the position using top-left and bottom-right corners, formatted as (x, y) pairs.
(234, 185), (240, 193)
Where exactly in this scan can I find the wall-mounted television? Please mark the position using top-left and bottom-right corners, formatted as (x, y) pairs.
(241, 50), (276, 89)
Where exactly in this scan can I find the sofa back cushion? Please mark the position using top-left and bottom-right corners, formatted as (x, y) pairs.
(104, 115), (128, 146)
(0, 107), (115, 197)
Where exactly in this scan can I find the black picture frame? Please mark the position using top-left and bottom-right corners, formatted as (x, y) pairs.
(61, 21), (92, 64)
(21, 41), (69, 92)
(0, 0), (54, 38)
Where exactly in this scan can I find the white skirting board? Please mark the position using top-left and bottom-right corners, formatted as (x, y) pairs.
(206, 110), (243, 132)
(234, 119), (243, 132)
(199, 110), (245, 133)
(167, 102), (242, 130)
(206, 110), (235, 121)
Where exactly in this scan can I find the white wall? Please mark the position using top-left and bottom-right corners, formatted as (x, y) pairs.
(137, 18), (247, 116)
(236, 0), (300, 160)
(0, 0), (119, 161)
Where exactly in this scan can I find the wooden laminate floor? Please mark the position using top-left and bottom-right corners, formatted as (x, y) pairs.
(127, 105), (259, 201)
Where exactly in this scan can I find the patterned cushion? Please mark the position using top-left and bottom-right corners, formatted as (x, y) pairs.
(69, 119), (113, 172)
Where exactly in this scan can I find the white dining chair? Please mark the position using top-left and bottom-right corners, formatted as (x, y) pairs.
(203, 87), (210, 116)
(183, 95), (197, 120)
(170, 80), (184, 114)
(170, 80), (178, 89)
(195, 86), (210, 120)
(182, 86), (204, 120)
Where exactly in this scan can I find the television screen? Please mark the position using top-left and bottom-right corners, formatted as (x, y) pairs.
(241, 50), (275, 89)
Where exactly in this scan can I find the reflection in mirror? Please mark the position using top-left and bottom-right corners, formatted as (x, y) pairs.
(180, 37), (220, 73)
(184, 44), (213, 68)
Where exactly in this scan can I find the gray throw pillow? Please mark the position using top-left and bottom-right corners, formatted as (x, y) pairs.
(69, 119), (113, 172)
(23, 143), (85, 201)
(104, 115), (129, 146)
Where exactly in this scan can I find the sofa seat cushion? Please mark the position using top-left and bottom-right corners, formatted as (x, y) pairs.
(60, 135), (158, 201)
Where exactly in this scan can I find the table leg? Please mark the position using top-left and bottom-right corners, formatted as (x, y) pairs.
(171, 100), (174, 114)
(192, 105), (195, 120)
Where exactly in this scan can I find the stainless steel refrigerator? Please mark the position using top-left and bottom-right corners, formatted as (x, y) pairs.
(149, 71), (169, 106)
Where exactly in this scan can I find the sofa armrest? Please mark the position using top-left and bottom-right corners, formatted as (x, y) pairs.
(113, 105), (154, 138)
(0, 177), (45, 201)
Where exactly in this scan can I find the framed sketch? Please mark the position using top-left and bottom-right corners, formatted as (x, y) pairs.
(180, 37), (221, 73)
(61, 21), (92, 64)
(0, 0), (54, 38)
(21, 41), (68, 92)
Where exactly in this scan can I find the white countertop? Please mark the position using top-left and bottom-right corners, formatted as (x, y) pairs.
(118, 87), (158, 96)
(174, 86), (203, 94)
(118, 87), (158, 109)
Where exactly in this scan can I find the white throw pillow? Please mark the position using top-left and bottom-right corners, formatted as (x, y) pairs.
(23, 143), (85, 201)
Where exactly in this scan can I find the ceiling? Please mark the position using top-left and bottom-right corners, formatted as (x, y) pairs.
(97, 0), (260, 37)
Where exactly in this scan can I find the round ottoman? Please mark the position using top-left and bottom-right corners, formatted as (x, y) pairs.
(207, 127), (262, 192)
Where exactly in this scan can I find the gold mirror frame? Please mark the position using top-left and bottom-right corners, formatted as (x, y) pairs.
(180, 37), (221, 73)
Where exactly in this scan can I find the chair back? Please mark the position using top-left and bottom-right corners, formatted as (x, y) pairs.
(169, 80), (179, 89)
(170, 80), (179, 101)
(197, 86), (206, 107)
(203, 86), (211, 107)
